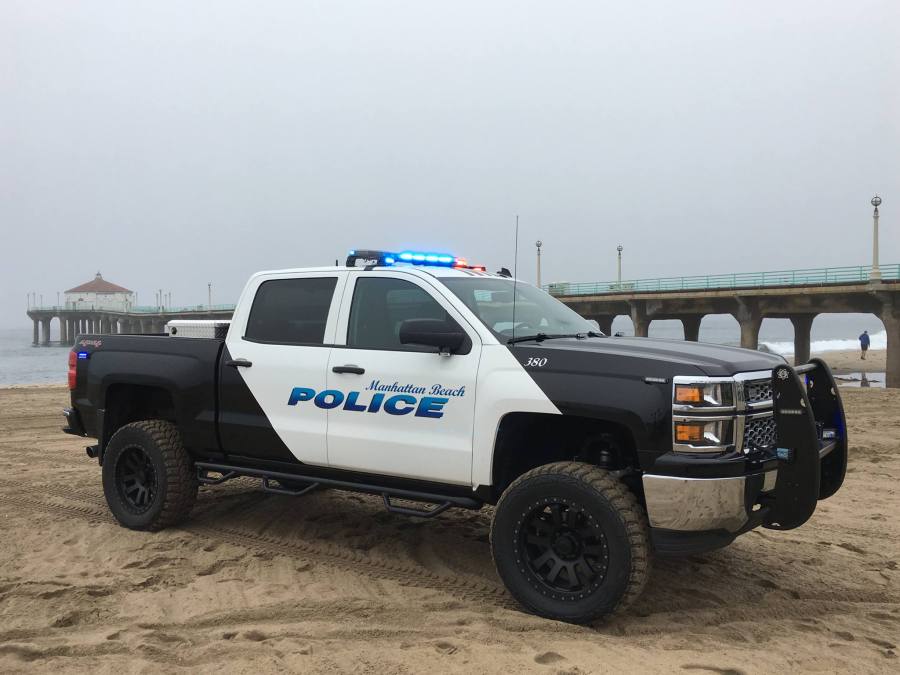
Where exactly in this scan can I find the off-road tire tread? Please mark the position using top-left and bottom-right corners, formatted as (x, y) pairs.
(109, 420), (198, 531)
(492, 461), (650, 621)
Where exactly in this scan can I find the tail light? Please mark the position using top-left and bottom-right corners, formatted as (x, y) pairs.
(68, 350), (77, 390)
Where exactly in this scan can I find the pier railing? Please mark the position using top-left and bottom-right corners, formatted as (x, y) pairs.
(26, 304), (236, 314)
(544, 264), (900, 297)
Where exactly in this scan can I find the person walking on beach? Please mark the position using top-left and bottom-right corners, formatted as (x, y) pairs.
(859, 330), (870, 360)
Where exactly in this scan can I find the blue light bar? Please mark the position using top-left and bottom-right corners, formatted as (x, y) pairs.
(346, 249), (461, 268)
(77, 351), (90, 360)
(397, 251), (456, 266)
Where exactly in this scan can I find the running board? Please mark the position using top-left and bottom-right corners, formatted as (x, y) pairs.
(195, 462), (481, 518)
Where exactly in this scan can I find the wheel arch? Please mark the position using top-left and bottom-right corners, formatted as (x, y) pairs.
(101, 383), (177, 459)
(488, 411), (642, 502)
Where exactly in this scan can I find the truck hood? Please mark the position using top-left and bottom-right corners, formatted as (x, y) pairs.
(510, 336), (787, 378)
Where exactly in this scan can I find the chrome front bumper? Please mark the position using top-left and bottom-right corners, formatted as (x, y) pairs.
(642, 469), (778, 533)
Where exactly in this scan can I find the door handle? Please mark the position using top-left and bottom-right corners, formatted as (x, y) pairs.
(225, 358), (253, 368)
(332, 364), (365, 375)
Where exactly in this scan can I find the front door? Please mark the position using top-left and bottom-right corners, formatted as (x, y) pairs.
(325, 273), (480, 484)
(219, 272), (345, 465)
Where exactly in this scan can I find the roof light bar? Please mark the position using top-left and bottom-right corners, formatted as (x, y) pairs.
(398, 251), (456, 266)
(346, 248), (485, 270)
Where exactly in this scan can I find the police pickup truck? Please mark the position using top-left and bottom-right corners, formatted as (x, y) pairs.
(63, 249), (847, 623)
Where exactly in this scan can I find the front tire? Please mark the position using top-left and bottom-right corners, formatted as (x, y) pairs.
(102, 420), (198, 531)
(490, 462), (650, 623)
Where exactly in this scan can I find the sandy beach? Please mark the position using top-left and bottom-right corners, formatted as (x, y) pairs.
(0, 385), (897, 673)
(811, 348), (886, 378)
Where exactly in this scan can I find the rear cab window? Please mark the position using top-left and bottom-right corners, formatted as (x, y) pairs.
(244, 277), (339, 345)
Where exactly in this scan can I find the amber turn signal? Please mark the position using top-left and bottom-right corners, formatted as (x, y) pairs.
(674, 385), (703, 404)
(675, 423), (704, 443)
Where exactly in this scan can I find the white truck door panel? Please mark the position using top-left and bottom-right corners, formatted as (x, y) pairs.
(222, 272), (346, 466)
(325, 274), (480, 484)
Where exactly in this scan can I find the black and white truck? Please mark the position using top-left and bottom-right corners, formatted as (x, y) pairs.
(63, 249), (847, 623)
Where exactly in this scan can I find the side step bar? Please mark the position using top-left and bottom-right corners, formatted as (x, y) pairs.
(195, 461), (481, 519)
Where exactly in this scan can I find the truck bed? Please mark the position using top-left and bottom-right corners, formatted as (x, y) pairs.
(70, 333), (225, 454)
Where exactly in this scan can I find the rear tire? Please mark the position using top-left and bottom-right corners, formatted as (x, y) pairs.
(490, 461), (650, 623)
(102, 420), (198, 531)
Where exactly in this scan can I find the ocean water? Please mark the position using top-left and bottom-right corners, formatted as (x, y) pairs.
(0, 313), (885, 386)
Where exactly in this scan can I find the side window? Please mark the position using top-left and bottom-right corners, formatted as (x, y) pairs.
(245, 277), (337, 344)
(348, 277), (460, 352)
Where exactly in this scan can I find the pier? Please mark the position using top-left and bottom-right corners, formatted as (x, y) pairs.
(25, 271), (235, 347)
(548, 264), (900, 388)
(26, 305), (235, 346)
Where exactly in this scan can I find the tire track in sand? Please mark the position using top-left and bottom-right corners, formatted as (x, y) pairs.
(0, 481), (515, 611)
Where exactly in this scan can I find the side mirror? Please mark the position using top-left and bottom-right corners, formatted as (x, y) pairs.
(399, 319), (467, 354)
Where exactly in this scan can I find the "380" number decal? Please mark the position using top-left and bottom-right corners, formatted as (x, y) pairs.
(524, 357), (548, 368)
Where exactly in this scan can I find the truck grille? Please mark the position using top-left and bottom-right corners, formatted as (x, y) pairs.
(744, 379), (773, 405)
(743, 415), (777, 450)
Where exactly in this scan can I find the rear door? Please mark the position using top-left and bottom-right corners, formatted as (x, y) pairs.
(325, 272), (480, 484)
(218, 272), (346, 465)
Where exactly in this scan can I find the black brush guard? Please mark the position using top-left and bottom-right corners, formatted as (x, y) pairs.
(762, 358), (848, 530)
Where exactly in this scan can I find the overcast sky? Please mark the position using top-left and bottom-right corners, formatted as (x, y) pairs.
(2, 1), (898, 328)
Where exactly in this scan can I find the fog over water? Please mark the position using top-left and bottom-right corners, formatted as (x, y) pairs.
(2, 1), (898, 331)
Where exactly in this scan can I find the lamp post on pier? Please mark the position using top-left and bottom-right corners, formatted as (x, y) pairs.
(535, 241), (543, 288)
(870, 195), (882, 281)
(617, 245), (624, 285)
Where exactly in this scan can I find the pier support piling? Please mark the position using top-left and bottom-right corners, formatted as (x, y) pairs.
(40, 318), (51, 346)
(682, 315), (703, 342)
(734, 301), (762, 350)
(790, 315), (815, 366)
(740, 319), (761, 350)
(592, 315), (614, 336)
(32, 320), (39, 346)
(629, 302), (649, 337)
(882, 302), (900, 389)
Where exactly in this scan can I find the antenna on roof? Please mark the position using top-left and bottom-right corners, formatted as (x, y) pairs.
(511, 215), (520, 342)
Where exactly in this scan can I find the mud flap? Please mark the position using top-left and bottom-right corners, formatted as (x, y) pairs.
(763, 364), (820, 530)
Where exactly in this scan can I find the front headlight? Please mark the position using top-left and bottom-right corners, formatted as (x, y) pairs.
(673, 417), (734, 453)
(674, 382), (733, 408)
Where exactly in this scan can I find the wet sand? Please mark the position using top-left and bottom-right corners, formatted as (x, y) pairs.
(812, 348), (886, 376)
(0, 386), (897, 673)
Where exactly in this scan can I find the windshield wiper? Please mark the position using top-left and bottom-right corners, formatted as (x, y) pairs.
(507, 330), (606, 344)
(507, 333), (576, 344)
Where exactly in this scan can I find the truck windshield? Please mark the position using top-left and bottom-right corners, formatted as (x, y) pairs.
(441, 277), (596, 341)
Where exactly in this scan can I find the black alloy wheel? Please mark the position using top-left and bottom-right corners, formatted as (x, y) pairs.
(102, 420), (198, 531)
(115, 445), (158, 514)
(491, 462), (650, 623)
(519, 497), (609, 596)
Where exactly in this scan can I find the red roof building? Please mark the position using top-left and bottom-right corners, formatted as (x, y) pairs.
(65, 272), (132, 294)
(64, 272), (135, 311)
